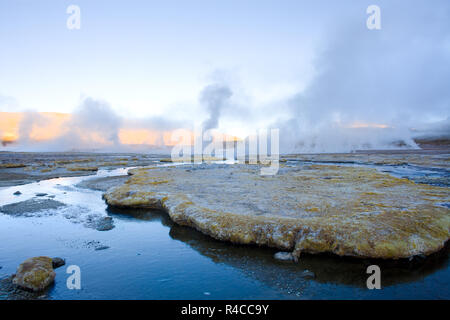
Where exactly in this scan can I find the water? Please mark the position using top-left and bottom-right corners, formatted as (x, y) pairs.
(0, 165), (449, 299)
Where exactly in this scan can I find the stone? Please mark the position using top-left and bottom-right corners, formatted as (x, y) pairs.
(274, 252), (296, 262)
(84, 215), (115, 231)
(103, 164), (450, 259)
(51, 257), (65, 269)
(0, 199), (66, 216)
(0, 275), (46, 300)
(13, 191), (22, 195)
(35, 193), (47, 197)
(97, 216), (114, 231)
(300, 270), (315, 279)
(12, 257), (55, 292)
(94, 245), (110, 251)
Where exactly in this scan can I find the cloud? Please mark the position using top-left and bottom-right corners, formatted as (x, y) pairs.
(69, 97), (122, 147)
(4, 96), (193, 152)
(275, 0), (450, 152)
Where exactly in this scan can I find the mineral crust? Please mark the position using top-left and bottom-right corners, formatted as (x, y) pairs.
(103, 164), (450, 259)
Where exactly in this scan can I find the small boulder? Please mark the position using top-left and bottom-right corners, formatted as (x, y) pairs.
(35, 193), (48, 197)
(12, 257), (56, 292)
(13, 191), (22, 195)
(300, 270), (316, 279)
(94, 245), (110, 251)
(274, 251), (296, 262)
(96, 216), (114, 231)
(85, 215), (115, 231)
(51, 257), (66, 269)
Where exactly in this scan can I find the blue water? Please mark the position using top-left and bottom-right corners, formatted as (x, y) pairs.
(0, 165), (449, 299)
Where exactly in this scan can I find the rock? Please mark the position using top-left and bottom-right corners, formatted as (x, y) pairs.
(0, 199), (66, 216)
(51, 257), (65, 269)
(94, 246), (110, 251)
(103, 164), (450, 259)
(81, 240), (108, 250)
(0, 275), (46, 300)
(13, 191), (22, 195)
(84, 215), (115, 231)
(35, 193), (47, 197)
(96, 216), (114, 231)
(12, 257), (56, 292)
(300, 270), (315, 279)
(274, 251), (296, 262)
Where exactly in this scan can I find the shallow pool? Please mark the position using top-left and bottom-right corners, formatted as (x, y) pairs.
(0, 166), (449, 299)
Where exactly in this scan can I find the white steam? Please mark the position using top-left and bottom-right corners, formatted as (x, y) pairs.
(200, 84), (232, 131)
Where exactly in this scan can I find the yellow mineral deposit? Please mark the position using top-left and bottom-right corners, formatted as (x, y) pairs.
(0, 163), (27, 169)
(66, 166), (99, 172)
(12, 256), (56, 292)
(104, 164), (450, 260)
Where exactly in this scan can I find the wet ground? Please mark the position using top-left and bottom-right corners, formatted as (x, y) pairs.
(0, 151), (449, 299)
(0, 152), (160, 187)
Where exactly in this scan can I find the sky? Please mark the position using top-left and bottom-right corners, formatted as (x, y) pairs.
(0, 0), (322, 117)
(0, 0), (449, 152)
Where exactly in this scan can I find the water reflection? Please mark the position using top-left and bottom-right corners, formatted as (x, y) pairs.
(107, 207), (449, 293)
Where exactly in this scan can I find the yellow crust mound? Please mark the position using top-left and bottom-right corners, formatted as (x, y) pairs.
(104, 164), (450, 259)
